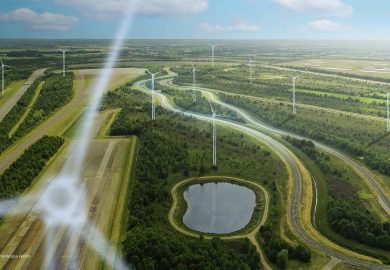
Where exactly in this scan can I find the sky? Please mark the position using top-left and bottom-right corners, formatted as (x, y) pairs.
(0, 0), (389, 39)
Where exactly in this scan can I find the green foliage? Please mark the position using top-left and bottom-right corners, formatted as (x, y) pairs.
(100, 89), (286, 269)
(7, 50), (43, 57)
(0, 136), (64, 199)
(124, 228), (259, 270)
(123, 125), (260, 269)
(222, 95), (390, 177)
(2, 67), (33, 89)
(276, 249), (289, 269)
(0, 79), (42, 152)
(172, 65), (388, 117)
(286, 136), (390, 258)
(259, 224), (311, 264)
(328, 200), (390, 251)
(160, 88), (244, 122)
(15, 73), (73, 137)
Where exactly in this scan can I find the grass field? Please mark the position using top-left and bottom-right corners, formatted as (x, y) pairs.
(295, 88), (385, 104)
(76, 68), (145, 92)
(280, 58), (390, 80)
(0, 137), (136, 270)
(0, 81), (24, 107)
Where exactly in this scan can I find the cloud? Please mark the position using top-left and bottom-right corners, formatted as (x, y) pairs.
(307, 19), (343, 32)
(0, 8), (78, 31)
(199, 21), (261, 33)
(272, 0), (353, 16)
(57, 0), (208, 18)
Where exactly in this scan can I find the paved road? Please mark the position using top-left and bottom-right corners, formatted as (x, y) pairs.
(0, 69), (46, 122)
(160, 78), (386, 123)
(136, 78), (390, 270)
(0, 73), (87, 174)
(162, 77), (390, 217)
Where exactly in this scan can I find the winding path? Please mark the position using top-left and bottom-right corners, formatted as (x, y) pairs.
(162, 77), (390, 217)
(135, 77), (390, 270)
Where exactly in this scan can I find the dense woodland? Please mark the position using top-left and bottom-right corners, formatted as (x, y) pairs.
(101, 84), (315, 269)
(0, 79), (42, 153)
(14, 73), (73, 137)
(173, 66), (388, 117)
(285, 136), (390, 263)
(219, 95), (390, 177)
(7, 50), (43, 58)
(0, 73), (73, 156)
(160, 88), (243, 122)
(2, 67), (33, 89)
(0, 136), (64, 199)
(259, 182), (311, 269)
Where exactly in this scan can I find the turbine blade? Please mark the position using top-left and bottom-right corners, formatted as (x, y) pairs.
(207, 100), (214, 114)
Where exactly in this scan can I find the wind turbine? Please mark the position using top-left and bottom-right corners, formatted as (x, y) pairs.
(209, 44), (217, 68)
(208, 100), (217, 167)
(191, 63), (199, 102)
(247, 56), (254, 84)
(146, 70), (160, 120)
(61, 50), (67, 78)
(290, 76), (299, 115)
(387, 92), (390, 132)
(1, 59), (11, 94)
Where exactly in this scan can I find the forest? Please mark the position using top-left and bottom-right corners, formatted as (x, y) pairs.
(219, 94), (390, 178)
(0, 78), (42, 153)
(101, 84), (315, 269)
(2, 67), (33, 89)
(0, 136), (64, 200)
(285, 136), (390, 263)
(0, 73), (73, 157)
(172, 66), (388, 117)
(14, 73), (74, 138)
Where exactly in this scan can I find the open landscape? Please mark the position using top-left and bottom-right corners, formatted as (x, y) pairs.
(0, 1), (389, 270)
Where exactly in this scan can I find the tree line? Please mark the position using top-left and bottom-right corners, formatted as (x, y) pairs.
(0, 136), (64, 200)
(14, 73), (74, 138)
(0, 78), (42, 153)
(285, 136), (390, 263)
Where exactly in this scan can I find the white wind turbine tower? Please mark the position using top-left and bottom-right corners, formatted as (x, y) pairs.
(61, 50), (67, 78)
(247, 56), (254, 84)
(208, 100), (217, 167)
(1, 59), (11, 93)
(146, 70), (160, 120)
(191, 63), (199, 102)
(209, 44), (217, 68)
(290, 75), (299, 115)
(387, 92), (390, 132)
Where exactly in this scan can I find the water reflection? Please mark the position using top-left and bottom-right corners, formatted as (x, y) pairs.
(183, 182), (256, 234)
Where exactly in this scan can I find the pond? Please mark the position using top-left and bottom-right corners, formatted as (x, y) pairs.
(183, 182), (256, 234)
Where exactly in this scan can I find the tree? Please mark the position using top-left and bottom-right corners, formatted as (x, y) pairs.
(276, 249), (289, 269)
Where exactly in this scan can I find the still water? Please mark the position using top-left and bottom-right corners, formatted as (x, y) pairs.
(183, 182), (256, 234)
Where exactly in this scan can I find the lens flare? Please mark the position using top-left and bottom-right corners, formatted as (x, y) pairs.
(0, 1), (140, 269)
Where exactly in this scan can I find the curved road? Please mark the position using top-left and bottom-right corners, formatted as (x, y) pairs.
(161, 79), (386, 123)
(135, 77), (390, 270)
(162, 77), (390, 216)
